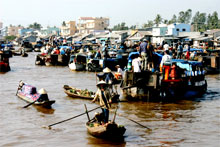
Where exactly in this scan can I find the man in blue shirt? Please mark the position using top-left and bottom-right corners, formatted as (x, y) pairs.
(139, 39), (148, 70)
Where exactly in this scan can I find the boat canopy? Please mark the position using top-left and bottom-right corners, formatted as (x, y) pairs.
(172, 59), (203, 71)
(22, 85), (37, 95)
(128, 52), (139, 61)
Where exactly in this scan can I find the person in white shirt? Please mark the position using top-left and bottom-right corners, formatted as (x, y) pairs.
(115, 65), (123, 75)
(160, 50), (172, 68)
(163, 42), (169, 51)
(132, 55), (141, 72)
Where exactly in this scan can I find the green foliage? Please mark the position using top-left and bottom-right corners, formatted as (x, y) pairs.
(142, 20), (154, 28)
(5, 35), (16, 41)
(62, 21), (66, 27)
(154, 14), (162, 26)
(177, 9), (192, 24)
(28, 22), (42, 30)
(130, 25), (137, 30)
(206, 11), (219, 29)
(168, 15), (177, 24)
(112, 22), (129, 30)
(191, 11), (207, 32)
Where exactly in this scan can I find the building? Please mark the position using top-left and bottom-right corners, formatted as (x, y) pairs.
(78, 17), (109, 34)
(152, 23), (191, 45)
(40, 27), (60, 37)
(60, 21), (76, 37)
(18, 28), (35, 37)
(0, 21), (3, 29)
(7, 25), (24, 36)
(127, 30), (152, 43)
(0, 21), (3, 39)
(166, 23), (191, 36)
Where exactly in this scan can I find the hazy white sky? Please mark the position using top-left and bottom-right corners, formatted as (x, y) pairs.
(1, 0), (219, 28)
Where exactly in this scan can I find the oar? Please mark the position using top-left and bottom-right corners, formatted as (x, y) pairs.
(117, 113), (151, 130)
(48, 104), (104, 128)
(23, 99), (38, 108)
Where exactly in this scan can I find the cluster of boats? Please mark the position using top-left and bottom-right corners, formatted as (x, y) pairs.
(1, 38), (219, 140)
(16, 80), (125, 139)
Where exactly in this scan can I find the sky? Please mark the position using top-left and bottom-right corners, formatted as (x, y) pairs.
(0, 0), (220, 28)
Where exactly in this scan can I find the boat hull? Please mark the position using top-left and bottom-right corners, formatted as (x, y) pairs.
(17, 93), (55, 108)
(86, 122), (126, 138)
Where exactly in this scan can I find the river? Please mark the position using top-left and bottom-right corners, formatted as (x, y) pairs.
(0, 52), (219, 147)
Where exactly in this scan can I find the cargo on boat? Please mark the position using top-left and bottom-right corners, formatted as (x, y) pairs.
(16, 81), (55, 108)
(121, 59), (207, 100)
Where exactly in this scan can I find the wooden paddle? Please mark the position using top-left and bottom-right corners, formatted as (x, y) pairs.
(117, 113), (151, 130)
(23, 99), (38, 108)
(48, 104), (104, 128)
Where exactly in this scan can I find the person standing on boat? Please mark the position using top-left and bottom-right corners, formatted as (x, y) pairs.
(177, 42), (183, 59)
(92, 81), (112, 124)
(132, 54), (142, 73)
(160, 50), (172, 68)
(185, 44), (191, 60)
(139, 39), (148, 70)
(103, 67), (115, 93)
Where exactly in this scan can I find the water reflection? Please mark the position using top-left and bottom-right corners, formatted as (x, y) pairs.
(33, 105), (55, 114)
(0, 53), (219, 146)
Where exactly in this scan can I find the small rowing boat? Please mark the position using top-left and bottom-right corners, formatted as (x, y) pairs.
(86, 112), (126, 139)
(16, 81), (55, 108)
(63, 85), (95, 100)
(63, 85), (120, 102)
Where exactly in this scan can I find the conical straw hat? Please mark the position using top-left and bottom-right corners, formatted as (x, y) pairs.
(38, 88), (47, 94)
(103, 67), (111, 73)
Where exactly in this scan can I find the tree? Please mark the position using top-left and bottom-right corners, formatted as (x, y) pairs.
(184, 9), (192, 24)
(192, 11), (206, 32)
(62, 21), (66, 26)
(5, 35), (16, 41)
(112, 22), (129, 30)
(211, 11), (219, 29)
(154, 14), (162, 26)
(130, 25), (137, 29)
(163, 19), (168, 24)
(177, 9), (192, 24)
(142, 20), (154, 28)
(178, 11), (185, 23)
(169, 15), (177, 24)
(28, 22), (42, 30)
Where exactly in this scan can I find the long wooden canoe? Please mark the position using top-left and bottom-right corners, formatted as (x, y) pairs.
(63, 85), (120, 102)
(17, 82), (55, 108)
(63, 85), (95, 100)
(17, 93), (55, 108)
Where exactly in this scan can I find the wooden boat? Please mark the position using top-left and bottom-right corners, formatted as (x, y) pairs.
(17, 81), (55, 108)
(121, 59), (207, 100)
(0, 51), (11, 72)
(68, 54), (87, 71)
(63, 85), (95, 100)
(63, 85), (120, 102)
(86, 122), (126, 138)
(85, 112), (126, 139)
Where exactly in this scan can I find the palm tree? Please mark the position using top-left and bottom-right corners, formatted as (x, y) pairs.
(169, 15), (177, 24)
(154, 14), (162, 26)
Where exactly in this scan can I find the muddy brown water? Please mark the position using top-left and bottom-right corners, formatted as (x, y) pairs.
(0, 52), (220, 147)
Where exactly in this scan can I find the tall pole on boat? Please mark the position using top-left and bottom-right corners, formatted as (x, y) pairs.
(112, 106), (118, 123)
(84, 104), (90, 121)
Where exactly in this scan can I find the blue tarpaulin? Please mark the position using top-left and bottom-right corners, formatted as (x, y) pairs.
(1, 44), (13, 48)
(59, 46), (72, 50)
(183, 48), (203, 52)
